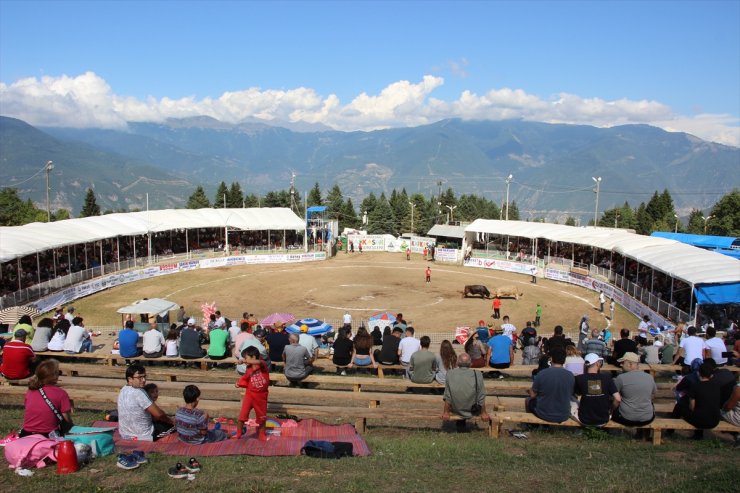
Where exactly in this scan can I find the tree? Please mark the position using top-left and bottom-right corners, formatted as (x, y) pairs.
(635, 202), (652, 235)
(307, 182), (322, 207)
(52, 209), (71, 221)
(565, 216), (577, 226)
(213, 182), (228, 208)
(243, 193), (259, 208)
(342, 198), (360, 230)
(389, 189), (410, 233)
(360, 193), (378, 221)
(686, 208), (705, 234)
(187, 186), (211, 209)
(0, 188), (43, 225)
(708, 189), (740, 236)
(226, 182), (244, 208)
(506, 201), (520, 221)
(325, 184), (344, 221)
(367, 195), (396, 234)
(80, 188), (101, 217)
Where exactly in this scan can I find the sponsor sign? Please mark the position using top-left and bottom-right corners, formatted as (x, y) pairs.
(465, 257), (538, 276)
(435, 248), (460, 263)
(178, 260), (199, 271)
(347, 234), (387, 251)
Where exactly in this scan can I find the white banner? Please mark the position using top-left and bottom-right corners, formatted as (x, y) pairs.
(347, 234), (387, 251)
(435, 248), (460, 263)
(464, 257), (538, 276)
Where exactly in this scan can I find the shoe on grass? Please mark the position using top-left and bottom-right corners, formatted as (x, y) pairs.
(168, 462), (189, 478)
(185, 457), (201, 472)
(130, 450), (148, 464)
(116, 454), (140, 470)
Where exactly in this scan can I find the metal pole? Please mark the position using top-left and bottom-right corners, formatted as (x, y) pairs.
(117, 237), (120, 270)
(45, 161), (54, 222)
(505, 174), (513, 221)
(592, 176), (601, 226)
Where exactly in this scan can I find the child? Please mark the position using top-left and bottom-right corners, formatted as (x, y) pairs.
(425, 266), (431, 283)
(144, 383), (159, 402)
(235, 346), (270, 441)
(406, 247), (411, 261)
(534, 303), (542, 327)
(175, 385), (228, 444)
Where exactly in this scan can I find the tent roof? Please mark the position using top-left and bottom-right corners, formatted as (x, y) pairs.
(0, 208), (305, 263)
(116, 298), (179, 315)
(465, 219), (740, 287)
(651, 232), (739, 250)
(427, 224), (467, 239)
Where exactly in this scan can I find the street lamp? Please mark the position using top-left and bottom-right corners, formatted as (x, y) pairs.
(45, 160), (54, 222)
(592, 176), (601, 226)
(505, 174), (513, 221)
(702, 215), (714, 234)
(408, 201), (416, 233)
(614, 212), (620, 229)
(445, 205), (457, 224)
(674, 214), (679, 233)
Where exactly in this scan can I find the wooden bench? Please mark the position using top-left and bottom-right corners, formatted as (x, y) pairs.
(492, 411), (739, 445)
(492, 396), (676, 415)
(649, 364), (740, 375)
(107, 353), (239, 370)
(35, 350), (112, 363)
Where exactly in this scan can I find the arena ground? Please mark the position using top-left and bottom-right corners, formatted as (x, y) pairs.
(68, 251), (638, 339)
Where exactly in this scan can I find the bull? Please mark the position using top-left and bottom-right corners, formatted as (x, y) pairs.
(494, 285), (524, 300)
(463, 285), (491, 299)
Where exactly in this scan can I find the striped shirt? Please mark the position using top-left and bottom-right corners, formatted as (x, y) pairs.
(175, 407), (207, 444)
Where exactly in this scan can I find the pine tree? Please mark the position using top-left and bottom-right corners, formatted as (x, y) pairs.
(213, 182), (228, 208)
(635, 203), (652, 235)
(565, 216), (577, 226)
(360, 193), (378, 220)
(686, 208), (705, 234)
(342, 198), (360, 230)
(80, 187), (101, 217)
(307, 182), (322, 207)
(243, 193), (259, 208)
(226, 182), (244, 208)
(708, 189), (739, 236)
(507, 201), (520, 221)
(325, 184), (344, 220)
(187, 186), (211, 209)
(367, 196), (396, 234)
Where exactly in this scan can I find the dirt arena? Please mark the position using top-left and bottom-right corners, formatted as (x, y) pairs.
(70, 252), (638, 337)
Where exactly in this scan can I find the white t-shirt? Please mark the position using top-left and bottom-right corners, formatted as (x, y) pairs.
(704, 337), (727, 364)
(143, 329), (165, 353)
(398, 336), (421, 364)
(165, 339), (179, 357)
(680, 336), (705, 363)
(599, 293), (606, 304)
(63, 325), (89, 352)
(117, 385), (154, 441)
(298, 333), (318, 356)
(47, 330), (66, 351)
(501, 323), (517, 340)
(638, 320), (650, 337)
(228, 324), (241, 342)
(343, 313), (352, 325)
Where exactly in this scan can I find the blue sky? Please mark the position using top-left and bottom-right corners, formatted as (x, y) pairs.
(1, 0), (738, 145)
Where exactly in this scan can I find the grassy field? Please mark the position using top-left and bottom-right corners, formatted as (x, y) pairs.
(0, 405), (737, 493)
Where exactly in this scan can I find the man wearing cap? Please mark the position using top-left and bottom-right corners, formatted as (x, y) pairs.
(179, 318), (206, 360)
(0, 329), (36, 380)
(573, 353), (620, 426)
(442, 353), (490, 432)
(526, 348), (574, 423)
(297, 325), (319, 360)
(376, 326), (403, 365)
(612, 352), (657, 428)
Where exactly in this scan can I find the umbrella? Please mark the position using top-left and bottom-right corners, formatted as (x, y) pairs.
(286, 318), (333, 336)
(368, 311), (396, 322)
(0, 305), (41, 326)
(260, 312), (296, 327)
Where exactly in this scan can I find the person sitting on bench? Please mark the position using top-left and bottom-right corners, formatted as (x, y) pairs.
(526, 347), (573, 423)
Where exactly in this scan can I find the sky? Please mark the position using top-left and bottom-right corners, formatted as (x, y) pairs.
(1, 0), (739, 145)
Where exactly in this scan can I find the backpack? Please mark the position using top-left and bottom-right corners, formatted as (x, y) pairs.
(4, 435), (59, 469)
(300, 440), (353, 459)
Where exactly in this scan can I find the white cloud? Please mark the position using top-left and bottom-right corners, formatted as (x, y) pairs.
(0, 71), (737, 146)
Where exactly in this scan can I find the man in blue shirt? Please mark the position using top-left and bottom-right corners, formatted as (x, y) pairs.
(486, 327), (514, 369)
(119, 320), (141, 358)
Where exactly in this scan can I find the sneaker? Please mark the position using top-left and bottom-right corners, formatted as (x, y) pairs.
(117, 454), (140, 470)
(0, 432), (19, 447)
(168, 462), (189, 478)
(130, 450), (148, 464)
(185, 457), (201, 473)
(340, 370), (347, 376)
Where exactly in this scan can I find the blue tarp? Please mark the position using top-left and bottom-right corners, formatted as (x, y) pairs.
(307, 206), (328, 213)
(651, 232), (738, 250)
(695, 282), (740, 305)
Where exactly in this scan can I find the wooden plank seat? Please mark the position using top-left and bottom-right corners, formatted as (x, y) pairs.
(493, 411), (739, 446)
(492, 396), (677, 415)
(35, 350), (112, 363)
(649, 364), (740, 375)
(107, 353), (239, 370)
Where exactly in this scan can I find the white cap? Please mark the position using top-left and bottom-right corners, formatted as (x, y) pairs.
(584, 353), (603, 365)
(187, 317), (195, 325)
(653, 340), (664, 347)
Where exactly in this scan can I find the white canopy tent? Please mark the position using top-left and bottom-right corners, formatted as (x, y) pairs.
(116, 298), (179, 316)
(0, 207), (307, 263)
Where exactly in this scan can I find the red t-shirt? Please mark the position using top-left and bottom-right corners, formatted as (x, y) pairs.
(237, 361), (269, 394)
(0, 340), (34, 379)
(493, 298), (501, 309)
(23, 385), (72, 433)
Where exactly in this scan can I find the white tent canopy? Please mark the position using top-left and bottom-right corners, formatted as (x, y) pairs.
(465, 219), (740, 286)
(0, 207), (306, 263)
(116, 298), (179, 315)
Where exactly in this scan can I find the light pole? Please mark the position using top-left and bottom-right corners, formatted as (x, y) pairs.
(45, 160), (54, 222)
(592, 176), (601, 226)
(408, 201), (415, 233)
(437, 201), (442, 224)
(445, 205), (457, 224)
(674, 214), (679, 233)
(614, 212), (620, 229)
(702, 215), (714, 234)
(505, 174), (513, 221)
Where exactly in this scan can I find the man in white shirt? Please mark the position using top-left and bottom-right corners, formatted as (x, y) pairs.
(143, 322), (166, 358)
(343, 312), (352, 329)
(118, 364), (173, 441)
(637, 315), (651, 345)
(674, 325), (704, 368)
(599, 291), (606, 312)
(297, 325), (319, 360)
(500, 316), (517, 341)
(703, 326), (728, 365)
(63, 316), (92, 353)
(398, 326), (421, 378)
(64, 306), (76, 323)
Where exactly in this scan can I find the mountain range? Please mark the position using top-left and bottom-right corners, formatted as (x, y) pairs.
(0, 115), (738, 219)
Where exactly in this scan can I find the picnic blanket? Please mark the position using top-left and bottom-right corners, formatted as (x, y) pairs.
(93, 419), (371, 457)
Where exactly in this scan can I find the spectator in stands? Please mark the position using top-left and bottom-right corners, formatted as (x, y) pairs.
(297, 325), (319, 361)
(30, 317), (54, 352)
(63, 316), (93, 354)
(175, 305), (186, 325)
(265, 325), (290, 370)
(12, 315), (35, 342)
(476, 319), (491, 344)
(179, 318), (206, 360)
(563, 345), (585, 376)
(720, 384), (740, 436)
(442, 353), (489, 431)
(612, 352), (657, 432)
(500, 316), (517, 340)
(464, 329), (487, 368)
(674, 326), (704, 368)
(371, 326), (383, 346)
(332, 327), (353, 374)
(658, 338), (674, 364)
(522, 337), (542, 366)
(64, 306), (75, 323)
(672, 362), (722, 439)
(637, 315), (652, 346)
(0, 329), (36, 380)
(376, 327), (403, 366)
(207, 321), (230, 362)
(236, 327), (269, 374)
(542, 325), (573, 355)
(118, 320), (141, 358)
(117, 363), (174, 441)
(47, 319), (70, 352)
(228, 321), (241, 347)
(164, 327), (179, 358)
(144, 383), (159, 402)
(232, 323), (254, 359)
(409, 336), (437, 384)
(20, 359), (73, 437)
(577, 315), (590, 352)
(398, 326), (421, 378)
(572, 353), (620, 426)
(526, 348), (574, 423)
(435, 339), (457, 385)
(703, 327), (728, 366)
(348, 326), (377, 370)
(486, 326), (515, 373)
(283, 333), (314, 386)
(610, 329), (638, 366)
(520, 321), (537, 348)
(143, 322), (165, 358)
(583, 329), (608, 359)
(175, 385), (227, 444)
(639, 339), (661, 365)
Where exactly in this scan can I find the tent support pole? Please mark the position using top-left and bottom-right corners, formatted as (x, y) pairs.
(133, 237), (136, 266)
(84, 243), (88, 270)
(17, 258), (21, 291)
(117, 237), (121, 271)
(36, 253), (41, 286)
(669, 277), (674, 304)
(689, 283), (695, 325)
(53, 249), (57, 278)
(67, 246), (71, 274)
(100, 241), (104, 275)
(186, 230), (189, 259)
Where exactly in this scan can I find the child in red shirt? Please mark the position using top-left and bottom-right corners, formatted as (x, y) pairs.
(235, 346), (270, 440)
(425, 266), (431, 283)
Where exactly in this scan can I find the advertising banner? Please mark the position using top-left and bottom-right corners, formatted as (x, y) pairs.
(465, 257), (538, 276)
(435, 248), (460, 263)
